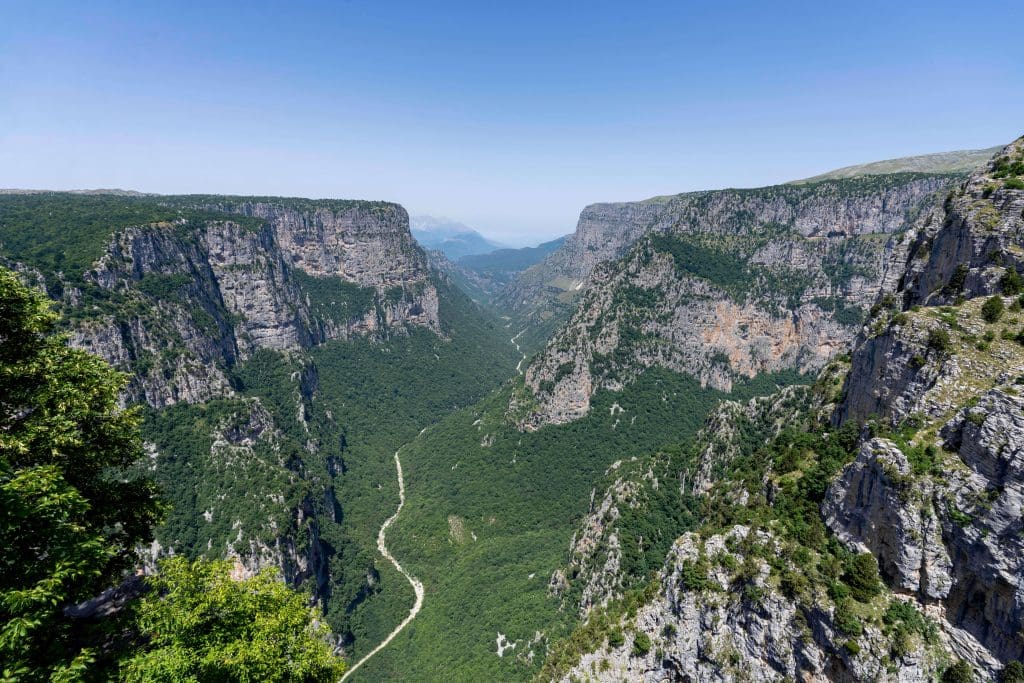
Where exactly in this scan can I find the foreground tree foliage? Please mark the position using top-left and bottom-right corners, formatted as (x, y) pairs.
(0, 266), (162, 680)
(0, 267), (345, 681)
(121, 558), (346, 682)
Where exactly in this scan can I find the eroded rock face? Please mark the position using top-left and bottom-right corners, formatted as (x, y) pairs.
(67, 199), (439, 408)
(839, 137), (1024, 425)
(940, 388), (1024, 662)
(561, 527), (946, 683)
(517, 173), (949, 428)
(554, 138), (1024, 682)
(823, 438), (953, 600)
(212, 200), (435, 288)
(825, 386), (1024, 665)
(822, 141), (1024, 669)
(505, 175), (954, 319)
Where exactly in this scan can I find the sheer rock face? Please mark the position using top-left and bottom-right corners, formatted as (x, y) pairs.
(67, 200), (438, 408)
(504, 175), (955, 317)
(213, 200), (431, 288)
(561, 527), (946, 683)
(840, 137), (1024, 425)
(823, 438), (954, 600)
(825, 386), (1024, 664)
(517, 174), (958, 429)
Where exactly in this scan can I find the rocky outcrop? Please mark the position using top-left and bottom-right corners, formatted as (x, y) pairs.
(503, 174), (955, 319)
(828, 387), (1024, 665)
(517, 173), (957, 428)
(823, 438), (954, 600)
(839, 137), (1024, 425)
(560, 527), (948, 683)
(208, 199), (432, 289)
(63, 198), (440, 408)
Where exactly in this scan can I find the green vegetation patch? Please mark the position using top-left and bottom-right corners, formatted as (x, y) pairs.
(0, 193), (264, 281)
(358, 366), (805, 681)
(0, 193), (182, 277)
(292, 268), (377, 322)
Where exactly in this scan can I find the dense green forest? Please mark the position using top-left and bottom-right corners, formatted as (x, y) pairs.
(140, 272), (520, 659)
(355, 367), (808, 681)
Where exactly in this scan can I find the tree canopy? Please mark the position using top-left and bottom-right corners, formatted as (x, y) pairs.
(120, 558), (345, 682)
(0, 267), (345, 681)
(1, 266), (162, 680)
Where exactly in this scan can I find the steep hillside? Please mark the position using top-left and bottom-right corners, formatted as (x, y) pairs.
(0, 192), (518, 658)
(517, 173), (961, 428)
(358, 367), (802, 681)
(427, 236), (569, 347)
(501, 173), (966, 366)
(460, 235), (567, 276)
(336, 170), (988, 680)
(542, 136), (1024, 681)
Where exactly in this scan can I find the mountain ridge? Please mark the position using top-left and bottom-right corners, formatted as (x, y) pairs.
(544, 134), (1024, 682)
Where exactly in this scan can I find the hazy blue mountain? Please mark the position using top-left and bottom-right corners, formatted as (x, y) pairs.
(410, 215), (506, 259)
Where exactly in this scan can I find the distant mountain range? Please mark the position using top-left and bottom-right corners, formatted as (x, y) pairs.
(410, 215), (507, 259)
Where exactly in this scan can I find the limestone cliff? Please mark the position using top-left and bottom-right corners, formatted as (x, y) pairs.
(544, 137), (1024, 681)
(518, 173), (958, 428)
(61, 198), (440, 408)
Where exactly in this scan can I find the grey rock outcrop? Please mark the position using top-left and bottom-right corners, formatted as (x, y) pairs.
(504, 174), (955, 320)
(63, 198), (439, 408)
(517, 173), (957, 428)
(839, 137), (1024, 425)
(561, 527), (947, 683)
(823, 438), (954, 600)
(825, 384), (1024, 666)
(552, 137), (1024, 681)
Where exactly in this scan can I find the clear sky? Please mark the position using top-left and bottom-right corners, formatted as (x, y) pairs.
(2, 1), (1022, 245)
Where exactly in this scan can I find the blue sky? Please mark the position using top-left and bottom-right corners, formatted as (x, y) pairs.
(2, 1), (1022, 245)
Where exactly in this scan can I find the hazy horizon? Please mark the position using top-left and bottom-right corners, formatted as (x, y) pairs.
(3, 1), (1022, 245)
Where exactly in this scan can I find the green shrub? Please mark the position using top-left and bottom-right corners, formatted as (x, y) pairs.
(844, 553), (882, 602)
(631, 631), (651, 657)
(945, 264), (970, 295)
(834, 598), (863, 636)
(1001, 661), (1024, 683)
(942, 660), (974, 683)
(828, 582), (850, 602)
(607, 628), (625, 649)
(927, 327), (952, 354)
(679, 557), (715, 592)
(1001, 268), (1023, 295)
(982, 295), (1005, 323)
(1005, 177), (1024, 191)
